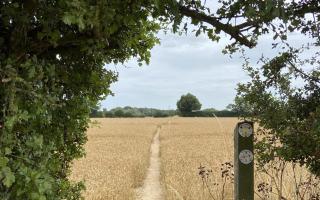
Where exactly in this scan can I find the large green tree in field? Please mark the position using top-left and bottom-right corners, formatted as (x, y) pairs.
(1, 0), (320, 199)
(177, 93), (202, 116)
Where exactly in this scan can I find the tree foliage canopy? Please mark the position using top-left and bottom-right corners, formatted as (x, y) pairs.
(177, 93), (202, 116)
(0, 0), (160, 199)
(236, 49), (320, 175)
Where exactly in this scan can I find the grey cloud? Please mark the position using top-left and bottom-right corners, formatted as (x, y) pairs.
(101, 30), (308, 110)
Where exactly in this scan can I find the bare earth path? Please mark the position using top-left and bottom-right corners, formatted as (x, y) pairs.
(136, 126), (163, 200)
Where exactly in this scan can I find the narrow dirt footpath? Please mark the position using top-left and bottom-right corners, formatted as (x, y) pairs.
(136, 126), (163, 200)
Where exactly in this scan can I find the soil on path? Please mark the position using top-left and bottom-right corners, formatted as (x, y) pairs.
(136, 126), (163, 200)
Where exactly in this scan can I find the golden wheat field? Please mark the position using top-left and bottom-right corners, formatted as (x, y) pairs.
(70, 118), (167, 200)
(71, 117), (319, 200)
(160, 117), (236, 200)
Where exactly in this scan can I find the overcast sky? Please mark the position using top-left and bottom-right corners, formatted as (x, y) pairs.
(101, 29), (305, 110)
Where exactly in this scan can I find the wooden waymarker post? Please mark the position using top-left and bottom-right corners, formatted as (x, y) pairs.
(234, 121), (254, 200)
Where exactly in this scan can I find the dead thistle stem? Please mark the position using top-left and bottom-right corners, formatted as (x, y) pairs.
(198, 162), (234, 200)
(198, 164), (216, 200)
(221, 175), (226, 200)
(204, 176), (217, 200)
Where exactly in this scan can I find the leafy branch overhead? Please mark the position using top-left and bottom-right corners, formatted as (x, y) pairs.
(169, 0), (320, 51)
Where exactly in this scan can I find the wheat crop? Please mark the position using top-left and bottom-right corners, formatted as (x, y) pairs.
(160, 117), (237, 200)
(70, 118), (166, 200)
(71, 117), (319, 200)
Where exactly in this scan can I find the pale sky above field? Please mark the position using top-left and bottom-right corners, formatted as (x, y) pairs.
(102, 32), (245, 110)
(101, 33), (264, 109)
(101, 27), (307, 110)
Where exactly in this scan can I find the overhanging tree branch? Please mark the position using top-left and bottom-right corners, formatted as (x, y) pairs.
(179, 5), (255, 48)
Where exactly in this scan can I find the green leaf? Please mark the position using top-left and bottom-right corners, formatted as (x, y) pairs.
(5, 115), (17, 131)
(28, 66), (36, 79)
(2, 167), (15, 188)
(0, 157), (9, 167)
(62, 13), (75, 25)
(4, 148), (11, 155)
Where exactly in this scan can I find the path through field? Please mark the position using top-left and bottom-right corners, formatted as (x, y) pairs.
(136, 125), (163, 200)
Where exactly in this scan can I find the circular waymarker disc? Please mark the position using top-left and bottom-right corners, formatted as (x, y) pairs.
(239, 149), (253, 164)
(238, 123), (253, 137)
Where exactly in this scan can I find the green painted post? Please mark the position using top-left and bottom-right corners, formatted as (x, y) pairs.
(234, 121), (254, 200)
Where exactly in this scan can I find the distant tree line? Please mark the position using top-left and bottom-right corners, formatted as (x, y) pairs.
(90, 106), (240, 118)
(90, 93), (243, 118)
(90, 106), (176, 118)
